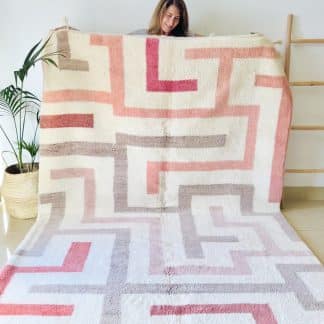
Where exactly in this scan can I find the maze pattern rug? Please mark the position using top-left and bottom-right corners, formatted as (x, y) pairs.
(1, 31), (323, 324)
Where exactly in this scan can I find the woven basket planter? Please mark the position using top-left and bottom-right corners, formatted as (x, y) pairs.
(1, 163), (39, 219)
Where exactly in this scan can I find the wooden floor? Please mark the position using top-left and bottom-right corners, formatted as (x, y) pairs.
(0, 199), (323, 267)
(281, 199), (324, 263)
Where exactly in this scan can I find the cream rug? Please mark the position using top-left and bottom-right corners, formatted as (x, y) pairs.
(0, 30), (323, 323)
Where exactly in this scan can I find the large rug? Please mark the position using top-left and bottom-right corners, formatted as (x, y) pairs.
(1, 30), (324, 323)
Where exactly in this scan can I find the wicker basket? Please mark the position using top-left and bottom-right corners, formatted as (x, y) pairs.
(1, 163), (39, 219)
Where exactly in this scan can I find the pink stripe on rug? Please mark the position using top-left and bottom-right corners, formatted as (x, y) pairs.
(43, 89), (111, 103)
(255, 75), (292, 202)
(151, 304), (277, 324)
(40, 114), (94, 128)
(0, 243), (89, 317)
(0, 304), (73, 316)
(147, 160), (250, 194)
(146, 38), (197, 92)
(0, 243), (90, 294)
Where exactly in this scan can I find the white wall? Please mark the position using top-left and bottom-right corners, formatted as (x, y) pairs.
(1, 0), (324, 186)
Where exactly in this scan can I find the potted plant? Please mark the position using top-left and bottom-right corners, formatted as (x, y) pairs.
(0, 37), (60, 219)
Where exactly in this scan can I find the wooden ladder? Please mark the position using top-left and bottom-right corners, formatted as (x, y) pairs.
(284, 14), (324, 175)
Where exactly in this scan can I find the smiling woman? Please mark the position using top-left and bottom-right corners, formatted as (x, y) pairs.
(148, 0), (189, 36)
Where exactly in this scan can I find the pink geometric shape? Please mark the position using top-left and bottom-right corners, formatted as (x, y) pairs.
(146, 38), (198, 92)
(44, 35), (277, 119)
(255, 75), (292, 202)
(141, 47), (277, 193)
(0, 304), (74, 316)
(150, 304), (278, 324)
(43, 36), (289, 203)
(40, 114), (94, 128)
(43, 89), (112, 103)
(146, 105), (259, 194)
(146, 73), (290, 198)
(0, 242), (90, 316)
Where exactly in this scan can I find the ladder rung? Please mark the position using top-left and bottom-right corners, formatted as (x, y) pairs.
(285, 169), (324, 173)
(291, 38), (324, 44)
(291, 126), (324, 131)
(290, 81), (324, 86)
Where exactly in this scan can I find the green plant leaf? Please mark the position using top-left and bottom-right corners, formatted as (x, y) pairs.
(23, 39), (42, 68)
(21, 140), (39, 158)
(43, 58), (58, 67)
(0, 85), (39, 117)
(18, 38), (49, 83)
(36, 110), (40, 123)
(13, 69), (26, 84)
(1, 35), (60, 170)
(28, 37), (52, 69)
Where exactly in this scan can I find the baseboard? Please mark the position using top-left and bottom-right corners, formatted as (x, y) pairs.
(282, 186), (324, 201)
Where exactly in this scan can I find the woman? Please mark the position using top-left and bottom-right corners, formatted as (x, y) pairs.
(148, 0), (189, 36)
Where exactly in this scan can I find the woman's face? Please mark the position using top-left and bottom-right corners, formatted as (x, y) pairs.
(160, 4), (181, 35)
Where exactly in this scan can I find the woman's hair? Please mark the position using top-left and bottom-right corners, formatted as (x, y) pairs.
(148, 0), (189, 37)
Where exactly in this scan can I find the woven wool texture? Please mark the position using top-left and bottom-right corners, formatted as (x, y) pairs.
(1, 30), (324, 323)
